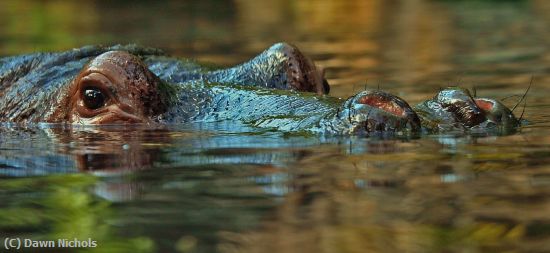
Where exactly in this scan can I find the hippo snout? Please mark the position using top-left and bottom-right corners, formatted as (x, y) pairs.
(414, 87), (520, 133)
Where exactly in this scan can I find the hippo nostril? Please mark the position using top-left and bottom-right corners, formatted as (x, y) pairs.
(340, 90), (421, 135)
(432, 87), (489, 128)
(444, 101), (486, 127)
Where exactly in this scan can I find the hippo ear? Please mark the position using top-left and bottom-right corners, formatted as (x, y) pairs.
(322, 78), (330, 94)
(317, 66), (330, 95)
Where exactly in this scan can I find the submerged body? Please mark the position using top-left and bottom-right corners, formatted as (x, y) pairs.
(0, 43), (520, 135)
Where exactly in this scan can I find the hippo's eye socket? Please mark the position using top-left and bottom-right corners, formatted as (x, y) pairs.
(82, 87), (106, 110)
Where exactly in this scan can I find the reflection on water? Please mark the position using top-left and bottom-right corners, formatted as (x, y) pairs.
(1, 0), (550, 252)
(1, 124), (549, 253)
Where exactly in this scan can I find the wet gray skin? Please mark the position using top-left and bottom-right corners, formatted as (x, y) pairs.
(0, 44), (518, 136)
(0, 43), (420, 136)
(414, 87), (520, 134)
(0, 43), (326, 121)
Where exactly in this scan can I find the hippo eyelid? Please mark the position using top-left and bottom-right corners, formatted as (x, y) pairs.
(81, 72), (117, 92)
(79, 74), (115, 101)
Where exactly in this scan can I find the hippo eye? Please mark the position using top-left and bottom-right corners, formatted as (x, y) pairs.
(82, 87), (106, 110)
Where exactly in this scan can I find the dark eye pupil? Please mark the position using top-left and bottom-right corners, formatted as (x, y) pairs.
(82, 87), (106, 110)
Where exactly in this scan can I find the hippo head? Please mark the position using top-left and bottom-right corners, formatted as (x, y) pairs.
(65, 51), (169, 124)
(49, 49), (518, 136)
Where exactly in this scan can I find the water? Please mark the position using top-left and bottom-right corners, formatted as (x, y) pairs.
(1, 0), (550, 252)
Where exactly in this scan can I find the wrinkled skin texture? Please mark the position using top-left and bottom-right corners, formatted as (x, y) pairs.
(0, 43), (519, 135)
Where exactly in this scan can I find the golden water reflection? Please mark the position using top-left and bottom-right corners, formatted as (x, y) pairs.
(2, 0), (549, 113)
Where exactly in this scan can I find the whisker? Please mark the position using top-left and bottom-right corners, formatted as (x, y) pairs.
(456, 73), (464, 86)
(511, 76), (533, 112)
(518, 94), (527, 124)
(500, 94), (521, 101)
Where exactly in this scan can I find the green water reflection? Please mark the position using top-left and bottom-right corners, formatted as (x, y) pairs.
(0, 125), (549, 252)
(0, 174), (154, 253)
(1, 0), (550, 253)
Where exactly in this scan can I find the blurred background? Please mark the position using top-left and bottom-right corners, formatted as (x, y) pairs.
(2, 0), (550, 102)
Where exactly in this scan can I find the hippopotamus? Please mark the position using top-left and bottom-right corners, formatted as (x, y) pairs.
(0, 43), (520, 135)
